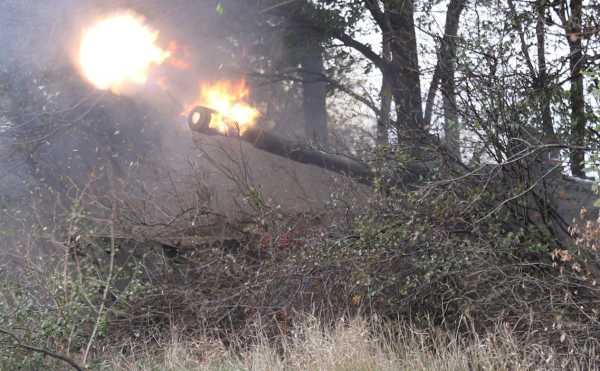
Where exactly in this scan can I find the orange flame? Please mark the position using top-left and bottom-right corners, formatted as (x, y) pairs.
(185, 80), (261, 134)
(78, 12), (171, 93)
(166, 41), (191, 70)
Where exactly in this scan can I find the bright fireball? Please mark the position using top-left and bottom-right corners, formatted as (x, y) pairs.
(78, 13), (170, 93)
(186, 80), (261, 134)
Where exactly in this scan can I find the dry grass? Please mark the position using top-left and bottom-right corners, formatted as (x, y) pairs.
(98, 317), (597, 371)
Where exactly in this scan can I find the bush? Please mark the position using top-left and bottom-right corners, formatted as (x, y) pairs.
(2, 164), (600, 369)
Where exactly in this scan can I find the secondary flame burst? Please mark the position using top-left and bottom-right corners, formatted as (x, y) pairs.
(185, 80), (261, 134)
(78, 12), (170, 93)
(166, 42), (191, 70)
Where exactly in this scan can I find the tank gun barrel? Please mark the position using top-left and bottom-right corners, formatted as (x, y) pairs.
(187, 106), (373, 185)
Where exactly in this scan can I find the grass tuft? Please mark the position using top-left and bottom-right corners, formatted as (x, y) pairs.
(99, 317), (597, 371)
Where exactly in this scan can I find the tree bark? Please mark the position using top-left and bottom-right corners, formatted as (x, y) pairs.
(384, 0), (424, 143)
(567, 0), (586, 178)
(301, 44), (328, 147)
(556, 0), (586, 177)
(438, 0), (466, 160)
(536, 0), (558, 152)
(378, 30), (392, 146)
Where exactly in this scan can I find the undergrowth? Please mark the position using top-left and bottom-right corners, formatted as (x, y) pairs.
(1, 170), (600, 369)
(99, 317), (597, 371)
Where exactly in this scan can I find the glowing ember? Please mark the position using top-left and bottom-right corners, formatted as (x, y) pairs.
(78, 12), (170, 93)
(186, 80), (261, 134)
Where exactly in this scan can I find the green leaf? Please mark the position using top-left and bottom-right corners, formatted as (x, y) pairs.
(216, 3), (224, 15)
(593, 198), (600, 208)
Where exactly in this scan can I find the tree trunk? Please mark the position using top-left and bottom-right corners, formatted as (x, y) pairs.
(565, 0), (586, 177)
(384, 0), (424, 144)
(301, 44), (328, 147)
(439, 0), (466, 160)
(378, 31), (392, 146)
(536, 0), (558, 153)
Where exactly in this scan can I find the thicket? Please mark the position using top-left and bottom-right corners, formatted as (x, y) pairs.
(2, 154), (600, 369)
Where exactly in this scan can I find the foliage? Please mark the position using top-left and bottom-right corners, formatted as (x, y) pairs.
(2, 155), (600, 368)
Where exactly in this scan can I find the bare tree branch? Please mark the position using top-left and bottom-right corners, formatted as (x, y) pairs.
(0, 328), (85, 371)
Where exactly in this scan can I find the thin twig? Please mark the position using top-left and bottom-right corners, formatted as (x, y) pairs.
(0, 328), (85, 371)
(475, 163), (562, 224)
(82, 170), (117, 363)
(260, 0), (300, 14)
